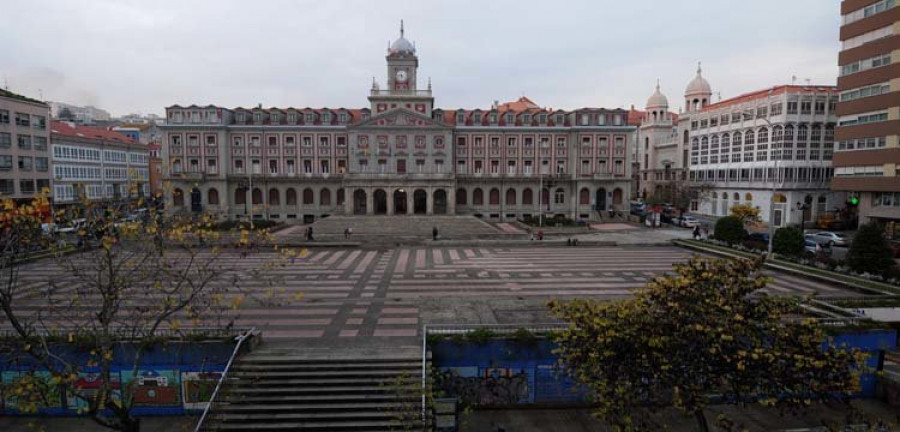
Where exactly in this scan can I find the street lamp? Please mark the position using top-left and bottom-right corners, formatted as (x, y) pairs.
(796, 201), (810, 233)
(742, 94), (777, 255)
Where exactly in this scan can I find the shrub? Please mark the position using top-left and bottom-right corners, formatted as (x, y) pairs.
(846, 222), (895, 277)
(713, 216), (746, 245)
(773, 227), (805, 257)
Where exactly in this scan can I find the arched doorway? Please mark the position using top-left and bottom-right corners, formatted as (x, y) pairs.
(456, 188), (467, 206)
(596, 188), (607, 211)
(505, 188), (516, 206)
(374, 189), (388, 215)
(434, 189), (447, 215)
(394, 189), (408, 215)
(612, 188), (623, 208)
(353, 189), (367, 215)
(190, 188), (202, 212)
(773, 193), (788, 227)
(413, 189), (427, 214)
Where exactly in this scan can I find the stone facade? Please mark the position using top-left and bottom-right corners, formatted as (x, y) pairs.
(0, 90), (52, 201)
(160, 26), (633, 223)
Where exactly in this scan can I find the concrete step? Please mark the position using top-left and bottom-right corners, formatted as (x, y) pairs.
(224, 385), (404, 395)
(227, 377), (416, 387)
(217, 402), (404, 412)
(233, 361), (421, 371)
(229, 394), (415, 404)
(240, 357), (419, 365)
(231, 369), (418, 379)
(206, 420), (414, 431)
(215, 411), (397, 422)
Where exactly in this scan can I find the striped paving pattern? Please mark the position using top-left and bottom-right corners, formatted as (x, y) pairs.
(4, 246), (858, 343)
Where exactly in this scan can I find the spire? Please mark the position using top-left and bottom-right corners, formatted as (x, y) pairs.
(656, 78), (660, 91)
(697, 61), (702, 76)
(427, 77), (432, 91)
(400, 19), (404, 38)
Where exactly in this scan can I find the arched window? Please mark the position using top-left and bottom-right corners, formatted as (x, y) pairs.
(286, 188), (297, 206)
(173, 188), (184, 207)
(522, 188), (533, 205)
(505, 188), (516, 205)
(721, 133), (730, 147)
(269, 188), (280, 206)
(303, 188), (314, 205)
(798, 124), (809, 143)
(235, 188), (246, 205)
(208, 188), (219, 205)
(773, 125), (783, 142)
(489, 188), (500, 205)
(252, 188), (263, 205)
(612, 188), (623, 205)
(542, 188), (550, 207)
(784, 124), (795, 144)
(732, 132), (742, 146)
(757, 127), (768, 144)
(733, 192), (740, 201)
(320, 188), (331, 206)
(745, 193), (753, 202)
(554, 188), (565, 204)
(456, 188), (467, 205)
(744, 130), (755, 145)
(580, 188), (590, 205)
(473, 188), (484, 205)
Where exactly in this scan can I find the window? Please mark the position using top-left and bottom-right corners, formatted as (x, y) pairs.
(416, 159), (425, 173)
(18, 156), (32, 171)
(35, 157), (48, 172)
(556, 160), (566, 174)
(0, 110), (8, 124)
(435, 159), (444, 173)
(397, 159), (406, 174)
(800, 101), (812, 114)
(33, 115), (46, 130)
(770, 103), (783, 116)
(17, 135), (31, 149)
(554, 188), (565, 204)
(841, 54), (892, 76)
(838, 136), (887, 150)
(842, 25), (893, 50)
(303, 160), (312, 174)
(378, 159), (387, 173)
(234, 159), (244, 173)
(0, 133), (10, 148)
(840, 82), (891, 102)
(839, 111), (889, 126)
(843, 0), (896, 25)
(19, 180), (35, 195)
(207, 159), (217, 174)
(787, 101), (798, 114)
(0, 155), (11, 170)
(507, 160), (516, 175)
(14, 112), (30, 127)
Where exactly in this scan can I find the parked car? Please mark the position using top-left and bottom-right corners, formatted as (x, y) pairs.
(804, 239), (831, 257)
(748, 232), (770, 243)
(809, 231), (848, 247)
(680, 216), (701, 228)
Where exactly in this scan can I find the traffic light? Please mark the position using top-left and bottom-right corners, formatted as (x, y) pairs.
(848, 193), (860, 207)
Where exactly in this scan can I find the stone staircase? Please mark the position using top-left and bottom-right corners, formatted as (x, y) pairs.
(277, 215), (521, 246)
(201, 347), (424, 431)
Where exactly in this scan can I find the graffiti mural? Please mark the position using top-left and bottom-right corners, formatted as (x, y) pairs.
(436, 367), (530, 406)
(181, 371), (222, 410)
(121, 369), (181, 407)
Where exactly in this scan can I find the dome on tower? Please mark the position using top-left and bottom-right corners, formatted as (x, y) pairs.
(389, 21), (416, 55)
(646, 82), (668, 109)
(685, 63), (711, 96)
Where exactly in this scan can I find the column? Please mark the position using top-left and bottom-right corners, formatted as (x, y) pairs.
(426, 187), (434, 215)
(387, 188), (394, 216)
(448, 187), (456, 215)
(366, 187), (374, 215)
(407, 192), (414, 215)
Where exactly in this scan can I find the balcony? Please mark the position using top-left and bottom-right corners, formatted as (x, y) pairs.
(345, 172), (453, 181)
(369, 89), (433, 97)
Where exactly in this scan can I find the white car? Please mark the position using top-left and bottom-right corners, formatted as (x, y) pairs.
(680, 216), (701, 228)
(810, 231), (848, 247)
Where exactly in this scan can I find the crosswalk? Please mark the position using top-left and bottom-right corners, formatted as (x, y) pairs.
(2, 246), (859, 342)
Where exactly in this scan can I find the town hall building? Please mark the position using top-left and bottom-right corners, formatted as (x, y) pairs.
(160, 24), (634, 223)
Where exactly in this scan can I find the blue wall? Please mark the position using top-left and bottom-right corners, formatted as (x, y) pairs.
(0, 341), (236, 416)
(431, 329), (898, 407)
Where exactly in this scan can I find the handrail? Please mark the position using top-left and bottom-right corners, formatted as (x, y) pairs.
(194, 327), (256, 432)
(421, 324), (428, 432)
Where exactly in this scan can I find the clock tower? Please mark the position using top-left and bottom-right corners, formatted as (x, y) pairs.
(369, 21), (433, 116)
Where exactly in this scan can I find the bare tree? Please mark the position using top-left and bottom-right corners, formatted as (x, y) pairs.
(0, 192), (295, 431)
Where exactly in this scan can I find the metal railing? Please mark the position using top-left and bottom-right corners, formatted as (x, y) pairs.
(194, 327), (256, 432)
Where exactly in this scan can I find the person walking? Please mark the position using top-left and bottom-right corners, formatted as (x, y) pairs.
(432, 226), (438, 241)
(537, 230), (544, 241)
(344, 227), (350, 239)
(306, 226), (314, 242)
(692, 225), (700, 240)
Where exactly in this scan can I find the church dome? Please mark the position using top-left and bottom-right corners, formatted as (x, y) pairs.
(685, 63), (711, 96)
(646, 82), (668, 109)
(388, 21), (415, 55)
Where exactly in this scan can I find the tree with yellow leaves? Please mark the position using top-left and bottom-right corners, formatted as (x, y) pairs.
(549, 257), (867, 431)
(0, 190), (295, 431)
(730, 203), (762, 225)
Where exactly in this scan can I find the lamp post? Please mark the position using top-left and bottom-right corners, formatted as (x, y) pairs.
(742, 95), (777, 255)
(796, 201), (810, 233)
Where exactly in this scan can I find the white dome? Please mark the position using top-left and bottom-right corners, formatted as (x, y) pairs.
(390, 36), (415, 54)
(685, 63), (711, 96)
(646, 82), (668, 109)
(388, 21), (415, 55)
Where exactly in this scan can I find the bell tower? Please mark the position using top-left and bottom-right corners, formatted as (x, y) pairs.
(369, 20), (434, 116)
(386, 20), (418, 92)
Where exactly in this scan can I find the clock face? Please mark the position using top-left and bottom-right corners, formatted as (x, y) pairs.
(395, 70), (408, 82)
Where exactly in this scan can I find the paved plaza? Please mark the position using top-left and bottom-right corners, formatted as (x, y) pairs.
(7, 245), (864, 349)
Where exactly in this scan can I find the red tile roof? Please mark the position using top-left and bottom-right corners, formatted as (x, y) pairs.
(51, 120), (141, 146)
(701, 85), (837, 112)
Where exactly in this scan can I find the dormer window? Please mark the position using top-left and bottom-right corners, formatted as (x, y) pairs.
(322, 112), (332, 123)
(456, 112), (465, 124)
(305, 113), (314, 124)
(505, 113), (514, 124)
(580, 114), (590, 126)
(555, 114), (564, 125)
(271, 113), (279, 123)
(339, 113), (348, 123)
(522, 114), (531, 124)
(489, 113), (498, 123)
(191, 111), (200, 123)
(538, 114), (547, 124)
(237, 112), (246, 123)
(173, 112), (183, 123)
(253, 112), (262, 123)
(614, 115), (623, 126)
(473, 113), (482, 123)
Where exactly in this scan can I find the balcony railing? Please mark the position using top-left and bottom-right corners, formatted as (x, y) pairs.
(369, 89), (433, 97)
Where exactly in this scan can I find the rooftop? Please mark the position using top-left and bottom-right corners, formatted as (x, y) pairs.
(51, 120), (141, 146)
(0, 89), (47, 106)
(701, 85), (837, 112)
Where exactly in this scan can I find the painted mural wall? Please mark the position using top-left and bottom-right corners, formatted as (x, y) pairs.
(430, 329), (898, 408)
(0, 341), (235, 416)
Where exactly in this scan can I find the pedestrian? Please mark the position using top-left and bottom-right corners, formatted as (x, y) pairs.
(306, 226), (314, 242)
(567, 238), (572, 246)
(344, 227), (350, 239)
(347, 227), (352, 238)
(432, 226), (438, 241)
(692, 225), (700, 240)
(537, 230), (544, 241)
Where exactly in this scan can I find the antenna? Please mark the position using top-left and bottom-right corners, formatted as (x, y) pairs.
(791, 75), (797, 85)
(38, 89), (43, 100)
(804, 78), (811, 86)
(400, 19), (404, 38)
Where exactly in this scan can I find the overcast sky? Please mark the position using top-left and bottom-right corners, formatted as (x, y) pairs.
(1, 0), (841, 117)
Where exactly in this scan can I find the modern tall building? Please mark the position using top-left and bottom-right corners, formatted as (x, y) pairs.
(48, 102), (111, 124)
(834, 0), (900, 239)
(50, 121), (149, 208)
(160, 25), (634, 223)
(0, 89), (52, 202)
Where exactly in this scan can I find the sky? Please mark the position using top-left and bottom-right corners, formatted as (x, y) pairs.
(0, 0), (842, 117)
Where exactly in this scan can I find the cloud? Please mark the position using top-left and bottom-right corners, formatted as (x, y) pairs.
(0, 0), (841, 116)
